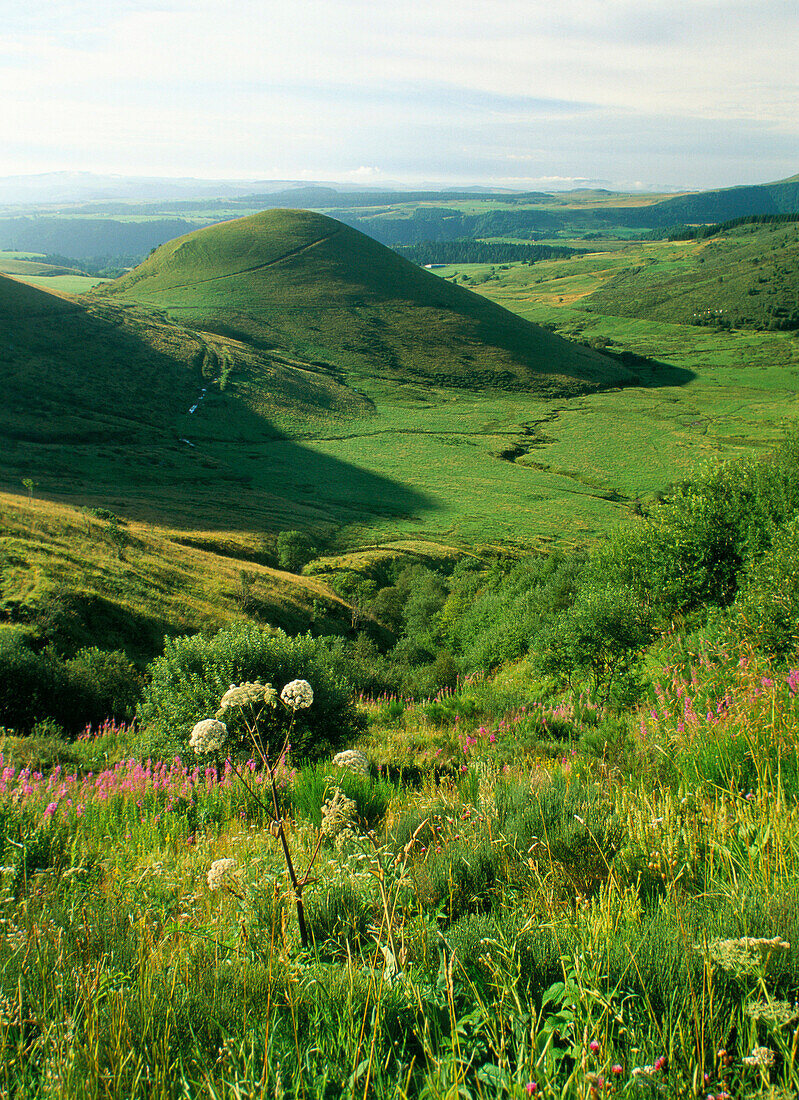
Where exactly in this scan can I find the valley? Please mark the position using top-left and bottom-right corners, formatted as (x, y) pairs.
(2, 167), (799, 1100)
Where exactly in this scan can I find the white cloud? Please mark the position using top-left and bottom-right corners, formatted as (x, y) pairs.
(1, 0), (797, 187)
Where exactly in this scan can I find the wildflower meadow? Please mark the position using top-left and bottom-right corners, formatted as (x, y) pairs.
(2, 440), (799, 1097)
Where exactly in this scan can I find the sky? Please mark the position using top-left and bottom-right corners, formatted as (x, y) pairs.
(2, 0), (797, 193)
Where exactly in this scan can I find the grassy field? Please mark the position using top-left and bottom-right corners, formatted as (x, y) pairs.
(0, 250), (104, 293)
(2, 216), (798, 567)
(426, 237), (799, 473)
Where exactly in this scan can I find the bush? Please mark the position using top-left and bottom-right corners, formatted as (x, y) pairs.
(590, 437), (799, 618)
(448, 553), (583, 673)
(276, 530), (316, 573)
(136, 623), (364, 762)
(64, 647), (141, 725)
(0, 638), (67, 732)
(734, 516), (799, 654)
(0, 636), (138, 733)
(536, 584), (653, 699)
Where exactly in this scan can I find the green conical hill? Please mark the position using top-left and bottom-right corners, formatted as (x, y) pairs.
(102, 209), (632, 395)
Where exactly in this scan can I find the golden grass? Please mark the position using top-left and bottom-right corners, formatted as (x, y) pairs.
(0, 492), (354, 651)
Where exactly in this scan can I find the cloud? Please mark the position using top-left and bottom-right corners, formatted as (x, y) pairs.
(2, 1), (798, 188)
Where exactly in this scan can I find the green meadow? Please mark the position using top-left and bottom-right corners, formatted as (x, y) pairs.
(3, 217), (798, 560)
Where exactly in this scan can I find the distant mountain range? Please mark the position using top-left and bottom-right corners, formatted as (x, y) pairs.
(0, 172), (524, 207)
(0, 170), (796, 269)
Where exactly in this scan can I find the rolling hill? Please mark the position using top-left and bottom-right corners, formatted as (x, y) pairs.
(641, 174), (799, 228)
(583, 221), (799, 330)
(100, 209), (632, 396)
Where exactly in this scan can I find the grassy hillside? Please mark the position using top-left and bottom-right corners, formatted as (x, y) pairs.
(0, 492), (356, 660)
(583, 221), (799, 329)
(101, 209), (630, 397)
(0, 253), (81, 278)
(0, 273), (411, 532)
(645, 173), (799, 226)
(421, 239), (799, 503)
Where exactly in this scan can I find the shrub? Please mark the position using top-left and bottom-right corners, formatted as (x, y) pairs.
(0, 634), (141, 734)
(734, 516), (799, 654)
(306, 882), (373, 955)
(590, 436), (799, 618)
(536, 584), (653, 700)
(64, 646), (141, 725)
(136, 623), (364, 762)
(276, 530), (316, 573)
(0, 637), (66, 731)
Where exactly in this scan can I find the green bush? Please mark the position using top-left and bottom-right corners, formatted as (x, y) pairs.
(447, 553), (583, 673)
(536, 584), (653, 699)
(64, 646), (141, 725)
(415, 838), (500, 924)
(0, 636), (138, 733)
(590, 436), (799, 618)
(276, 530), (316, 573)
(0, 638), (67, 731)
(136, 623), (364, 762)
(306, 881), (373, 955)
(733, 516), (799, 654)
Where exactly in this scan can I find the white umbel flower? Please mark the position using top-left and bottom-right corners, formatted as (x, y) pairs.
(207, 858), (239, 891)
(320, 788), (357, 839)
(189, 718), (227, 754)
(331, 749), (371, 776)
(280, 679), (314, 710)
(743, 1046), (775, 1067)
(707, 935), (790, 976)
(219, 681), (278, 709)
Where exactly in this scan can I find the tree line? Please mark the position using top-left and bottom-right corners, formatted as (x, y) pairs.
(394, 240), (584, 266)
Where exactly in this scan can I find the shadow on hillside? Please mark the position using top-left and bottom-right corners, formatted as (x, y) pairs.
(605, 349), (696, 388)
(1, 288), (438, 532)
(1, 293), (438, 534)
(439, 294), (697, 392)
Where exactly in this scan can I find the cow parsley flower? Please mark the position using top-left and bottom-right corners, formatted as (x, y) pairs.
(320, 788), (357, 840)
(189, 719), (227, 754)
(745, 999), (799, 1026)
(280, 679), (314, 710)
(219, 682), (278, 710)
(207, 858), (239, 891)
(707, 936), (790, 976)
(331, 749), (370, 775)
(743, 1047), (775, 1068)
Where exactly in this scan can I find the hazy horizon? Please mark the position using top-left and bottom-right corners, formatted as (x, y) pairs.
(4, 1), (798, 195)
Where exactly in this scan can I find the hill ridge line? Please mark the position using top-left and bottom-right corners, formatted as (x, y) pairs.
(141, 226), (344, 294)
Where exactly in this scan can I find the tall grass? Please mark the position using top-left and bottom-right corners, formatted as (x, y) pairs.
(1, 637), (799, 1097)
